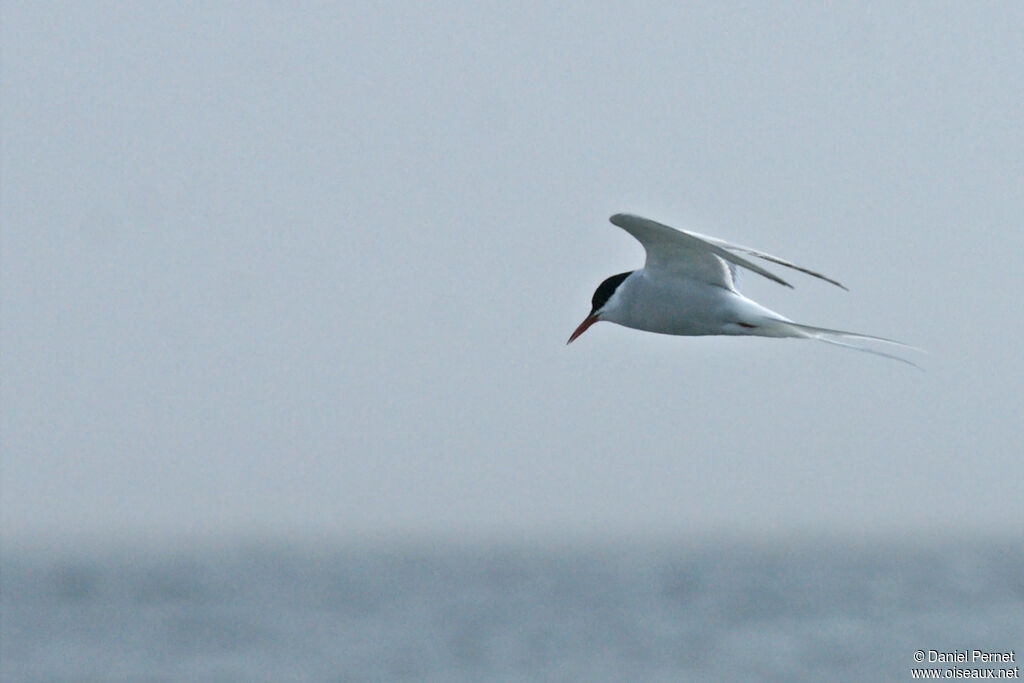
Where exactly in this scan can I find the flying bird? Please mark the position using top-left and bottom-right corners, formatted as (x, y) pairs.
(568, 214), (916, 366)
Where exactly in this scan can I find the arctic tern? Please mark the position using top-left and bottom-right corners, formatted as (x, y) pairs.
(568, 214), (916, 366)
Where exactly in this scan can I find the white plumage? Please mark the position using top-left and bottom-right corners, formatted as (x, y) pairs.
(568, 213), (917, 366)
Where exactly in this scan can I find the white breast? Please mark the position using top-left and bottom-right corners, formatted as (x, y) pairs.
(601, 269), (786, 337)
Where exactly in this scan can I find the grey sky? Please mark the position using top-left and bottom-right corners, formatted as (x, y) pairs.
(3, 2), (1022, 544)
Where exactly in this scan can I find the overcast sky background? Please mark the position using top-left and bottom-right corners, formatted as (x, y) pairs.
(3, 2), (1022, 546)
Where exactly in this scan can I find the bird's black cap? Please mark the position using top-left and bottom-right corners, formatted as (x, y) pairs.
(591, 271), (632, 313)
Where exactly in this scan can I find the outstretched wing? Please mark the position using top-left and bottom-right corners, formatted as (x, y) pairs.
(609, 214), (791, 289)
(686, 229), (847, 290)
(608, 214), (846, 291)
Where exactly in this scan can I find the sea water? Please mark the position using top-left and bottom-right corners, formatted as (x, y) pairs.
(3, 537), (1022, 681)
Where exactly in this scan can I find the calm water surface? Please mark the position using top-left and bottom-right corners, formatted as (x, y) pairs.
(3, 537), (1022, 681)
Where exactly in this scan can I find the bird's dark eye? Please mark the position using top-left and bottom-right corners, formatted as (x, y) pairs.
(591, 271), (632, 312)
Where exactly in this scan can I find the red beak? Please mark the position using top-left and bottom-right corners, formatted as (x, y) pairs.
(567, 313), (600, 344)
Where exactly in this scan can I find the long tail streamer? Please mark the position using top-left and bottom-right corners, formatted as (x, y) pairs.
(769, 320), (923, 369)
